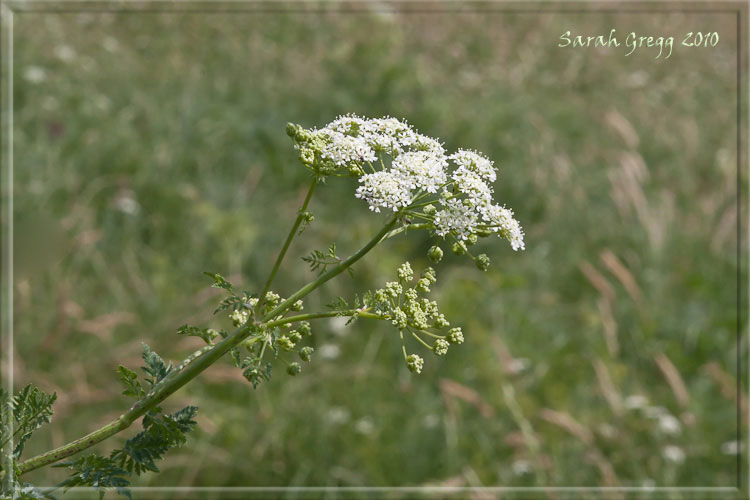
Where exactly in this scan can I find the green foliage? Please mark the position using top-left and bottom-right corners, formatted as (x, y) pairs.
(116, 366), (144, 399)
(53, 455), (132, 500)
(176, 325), (218, 345)
(8, 385), (57, 459)
(242, 361), (273, 389)
(111, 406), (198, 475)
(140, 344), (172, 387)
(203, 272), (233, 292)
(303, 243), (353, 277)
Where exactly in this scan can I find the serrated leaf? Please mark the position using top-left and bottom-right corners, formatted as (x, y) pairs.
(117, 366), (144, 399)
(176, 325), (216, 344)
(110, 406), (198, 476)
(141, 344), (172, 387)
(10, 385), (57, 458)
(54, 454), (131, 500)
(203, 272), (233, 291)
(213, 295), (244, 314)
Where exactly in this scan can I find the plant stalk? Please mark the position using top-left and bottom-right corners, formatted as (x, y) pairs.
(256, 178), (317, 314)
(18, 212), (399, 476)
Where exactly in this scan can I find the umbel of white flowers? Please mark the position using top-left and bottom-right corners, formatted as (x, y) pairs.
(287, 114), (525, 251)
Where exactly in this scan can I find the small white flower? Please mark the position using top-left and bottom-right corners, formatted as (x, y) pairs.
(320, 129), (376, 166)
(452, 167), (493, 207)
(450, 149), (497, 182)
(479, 204), (525, 251)
(662, 445), (685, 464)
(392, 151), (448, 194)
(356, 170), (412, 213)
(354, 417), (375, 435)
(434, 198), (478, 240)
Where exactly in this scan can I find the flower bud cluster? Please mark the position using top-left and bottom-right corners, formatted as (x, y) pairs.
(368, 262), (463, 374)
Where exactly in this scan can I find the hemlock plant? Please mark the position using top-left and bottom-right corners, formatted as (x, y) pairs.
(0, 115), (524, 498)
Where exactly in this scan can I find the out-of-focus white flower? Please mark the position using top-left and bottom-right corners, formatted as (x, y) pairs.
(657, 414), (682, 435)
(662, 445), (685, 464)
(318, 344), (341, 360)
(624, 394), (649, 410)
(354, 417), (375, 435)
(721, 440), (742, 455)
(511, 459), (532, 476)
(23, 66), (46, 84)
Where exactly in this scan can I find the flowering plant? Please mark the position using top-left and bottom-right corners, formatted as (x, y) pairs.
(0, 115), (523, 499)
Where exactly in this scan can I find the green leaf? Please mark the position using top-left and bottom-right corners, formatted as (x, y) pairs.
(110, 406), (198, 475)
(176, 325), (217, 344)
(11, 385), (57, 458)
(53, 454), (131, 500)
(242, 363), (272, 389)
(141, 344), (172, 387)
(117, 366), (145, 399)
(203, 272), (233, 291)
(213, 295), (245, 314)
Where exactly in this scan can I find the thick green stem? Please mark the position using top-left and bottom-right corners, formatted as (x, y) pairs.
(256, 178), (317, 314)
(18, 212), (400, 476)
(17, 324), (255, 475)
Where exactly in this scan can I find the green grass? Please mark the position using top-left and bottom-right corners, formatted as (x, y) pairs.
(9, 5), (747, 496)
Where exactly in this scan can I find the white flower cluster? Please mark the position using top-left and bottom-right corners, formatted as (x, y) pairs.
(289, 114), (525, 251)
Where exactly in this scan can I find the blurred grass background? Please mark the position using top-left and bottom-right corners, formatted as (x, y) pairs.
(8, 3), (748, 496)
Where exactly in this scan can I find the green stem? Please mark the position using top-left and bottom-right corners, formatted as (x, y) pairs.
(265, 309), (383, 329)
(262, 213), (400, 322)
(256, 178), (318, 315)
(17, 323), (256, 475)
(18, 212), (400, 476)
(383, 223), (430, 240)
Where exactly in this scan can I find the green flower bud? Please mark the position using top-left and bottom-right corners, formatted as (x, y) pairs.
(428, 245), (444, 263)
(298, 321), (312, 336)
(289, 330), (302, 343)
(287, 362), (302, 376)
(451, 241), (467, 256)
(206, 328), (220, 341)
(434, 339), (449, 356)
(467, 234), (478, 246)
(475, 254), (491, 272)
(416, 278), (431, 293)
(423, 204), (436, 216)
(435, 314), (450, 328)
(397, 262), (414, 282)
(406, 354), (424, 374)
(292, 299), (304, 311)
(299, 346), (314, 362)
(405, 289), (418, 301)
(390, 308), (408, 329)
(299, 148), (315, 166)
(422, 267), (437, 283)
(265, 291), (281, 307)
(286, 122), (299, 138)
(278, 335), (295, 351)
(230, 309), (250, 327)
(448, 327), (464, 345)
(385, 281), (402, 298)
